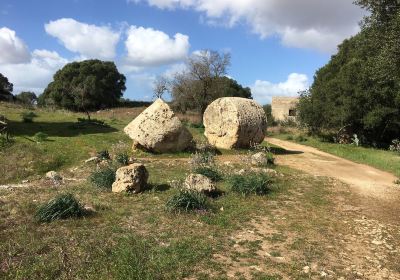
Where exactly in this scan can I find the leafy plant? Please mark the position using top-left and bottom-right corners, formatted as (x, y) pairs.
(34, 132), (48, 142)
(89, 167), (116, 190)
(166, 190), (208, 212)
(35, 193), (87, 223)
(97, 150), (111, 160)
(193, 166), (222, 182)
(21, 111), (37, 123)
(115, 152), (129, 166)
(266, 152), (275, 165)
(228, 173), (273, 196)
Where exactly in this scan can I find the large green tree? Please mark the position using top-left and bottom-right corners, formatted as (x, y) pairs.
(39, 60), (126, 118)
(298, 0), (400, 145)
(15, 91), (37, 106)
(0, 73), (14, 101)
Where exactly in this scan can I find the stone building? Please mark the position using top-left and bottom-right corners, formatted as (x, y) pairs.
(271, 97), (299, 121)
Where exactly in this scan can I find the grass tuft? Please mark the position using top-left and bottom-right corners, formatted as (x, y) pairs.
(33, 132), (49, 142)
(115, 152), (129, 166)
(97, 150), (111, 160)
(89, 167), (116, 190)
(35, 193), (87, 223)
(166, 190), (208, 212)
(193, 166), (223, 182)
(228, 173), (273, 196)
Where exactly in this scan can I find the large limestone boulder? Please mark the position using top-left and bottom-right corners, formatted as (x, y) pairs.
(112, 163), (149, 193)
(124, 99), (193, 153)
(184, 174), (216, 193)
(203, 97), (267, 149)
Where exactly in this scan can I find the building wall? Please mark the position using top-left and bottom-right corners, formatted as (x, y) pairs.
(271, 97), (299, 121)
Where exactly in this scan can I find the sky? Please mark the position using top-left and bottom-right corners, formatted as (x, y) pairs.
(0, 0), (365, 104)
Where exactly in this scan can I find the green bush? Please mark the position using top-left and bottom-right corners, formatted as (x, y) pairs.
(97, 150), (111, 160)
(228, 173), (273, 196)
(89, 167), (116, 190)
(35, 193), (87, 223)
(34, 132), (48, 142)
(266, 152), (275, 165)
(115, 152), (129, 166)
(21, 111), (37, 123)
(285, 135), (294, 141)
(166, 190), (208, 212)
(295, 135), (307, 142)
(194, 166), (222, 182)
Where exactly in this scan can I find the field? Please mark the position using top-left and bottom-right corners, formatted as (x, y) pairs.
(1, 103), (400, 279)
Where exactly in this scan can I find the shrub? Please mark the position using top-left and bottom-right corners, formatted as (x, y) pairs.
(21, 111), (37, 123)
(228, 173), (273, 196)
(193, 166), (222, 182)
(190, 150), (215, 167)
(285, 135), (294, 141)
(89, 167), (116, 190)
(266, 152), (275, 165)
(166, 190), (208, 212)
(295, 135), (307, 142)
(389, 139), (400, 154)
(34, 132), (48, 142)
(97, 150), (111, 160)
(115, 152), (130, 166)
(35, 193), (87, 223)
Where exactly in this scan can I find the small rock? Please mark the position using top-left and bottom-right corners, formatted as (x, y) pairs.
(184, 174), (216, 193)
(302, 266), (310, 274)
(251, 152), (268, 166)
(320, 271), (327, 277)
(46, 171), (62, 181)
(112, 163), (149, 193)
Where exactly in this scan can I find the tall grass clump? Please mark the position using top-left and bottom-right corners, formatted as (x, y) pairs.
(89, 167), (116, 190)
(34, 132), (49, 142)
(166, 190), (208, 212)
(229, 173), (273, 196)
(21, 111), (37, 123)
(115, 152), (129, 166)
(35, 193), (87, 223)
(193, 166), (222, 182)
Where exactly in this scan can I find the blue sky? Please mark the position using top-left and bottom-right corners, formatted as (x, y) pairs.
(0, 0), (365, 104)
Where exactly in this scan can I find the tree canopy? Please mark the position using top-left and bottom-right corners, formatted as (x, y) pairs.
(15, 91), (38, 106)
(39, 60), (126, 116)
(0, 73), (14, 101)
(298, 0), (400, 146)
(170, 50), (252, 116)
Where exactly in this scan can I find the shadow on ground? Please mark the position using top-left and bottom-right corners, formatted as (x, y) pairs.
(269, 146), (303, 155)
(7, 120), (118, 137)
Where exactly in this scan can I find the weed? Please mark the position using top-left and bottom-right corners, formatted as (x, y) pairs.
(190, 150), (215, 167)
(266, 152), (275, 165)
(35, 193), (87, 223)
(97, 150), (111, 160)
(34, 132), (49, 142)
(115, 152), (130, 166)
(228, 173), (273, 196)
(166, 190), (208, 212)
(89, 167), (116, 190)
(285, 135), (294, 141)
(21, 111), (37, 123)
(193, 166), (222, 182)
(295, 135), (307, 142)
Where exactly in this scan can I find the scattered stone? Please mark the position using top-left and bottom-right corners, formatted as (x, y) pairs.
(251, 152), (268, 166)
(45, 171), (62, 181)
(236, 169), (246, 175)
(124, 99), (193, 153)
(320, 271), (327, 277)
(112, 163), (149, 193)
(184, 174), (216, 193)
(203, 97), (267, 149)
(85, 156), (98, 163)
(302, 266), (310, 274)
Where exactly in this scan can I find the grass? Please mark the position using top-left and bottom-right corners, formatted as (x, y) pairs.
(270, 130), (400, 177)
(166, 189), (209, 212)
(34, 193), (87, 223)
(89, 167), (116, 190)
(228, 173), (274, 196)
(193, 166), (223, 182)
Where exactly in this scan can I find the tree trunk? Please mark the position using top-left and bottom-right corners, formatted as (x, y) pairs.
(86, 111), (91, 121)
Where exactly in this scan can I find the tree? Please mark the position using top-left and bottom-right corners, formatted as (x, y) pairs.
(298, 1), (400, 146)
(39, 60), (126, 119)
(0, 73), (14, 101)
(15, 91), (37, 106)
(153, 76), (169, 99)
(171, 50), (231, 119)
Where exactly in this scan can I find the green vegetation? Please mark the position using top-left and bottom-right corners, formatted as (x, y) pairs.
(0, 72), (13, 101)
(193, 166), (223, 182)
(33, 132), (49, 142)
(229, 173), (273, 196)
(89, 167), (116, 190)
(298, 1), (400, 145)
(166, 190), (209, 212)
(21, 111), (37, 123)
(97, 150), (111, 160)
(39, 60), (126, 119)
(34, 193), (87, 223)
(115, 152), (130, 166)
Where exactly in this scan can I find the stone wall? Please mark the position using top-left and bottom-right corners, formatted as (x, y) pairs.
(271, 97), (299, 122)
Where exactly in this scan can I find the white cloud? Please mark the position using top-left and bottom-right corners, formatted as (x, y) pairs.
(0, 27), (30, 64)
(124, 26), (190, 67)
(132, 0), (365, 53)
(251, 73), (309, 104)
(45, 18), (120, 60)
(0, 49), (68, 93)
